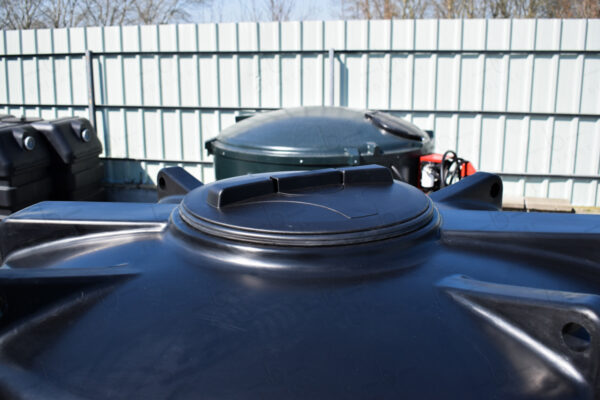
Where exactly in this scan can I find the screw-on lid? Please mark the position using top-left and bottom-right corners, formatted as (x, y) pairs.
(81, 128), (92, 143)
(178, 165), (437, 246)
(23, 136), (36, 151)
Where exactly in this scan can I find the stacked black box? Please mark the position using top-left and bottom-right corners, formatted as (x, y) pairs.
(32, 117), (105, 201)
(0, 120), (53, 216)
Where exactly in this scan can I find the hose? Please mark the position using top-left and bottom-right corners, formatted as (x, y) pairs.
(440, 150), (456, 188)
(440, 150), (471, 188)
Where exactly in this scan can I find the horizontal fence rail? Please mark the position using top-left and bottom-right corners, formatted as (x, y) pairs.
(1, 19), (599, 206)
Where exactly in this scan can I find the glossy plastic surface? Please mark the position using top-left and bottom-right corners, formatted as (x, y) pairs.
(0, 168), (598, 399)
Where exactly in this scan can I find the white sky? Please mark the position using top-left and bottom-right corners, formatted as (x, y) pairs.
(190, 0), (344, 23)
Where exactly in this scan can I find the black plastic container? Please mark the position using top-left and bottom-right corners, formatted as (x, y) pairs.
(0, 122), (53, 216)
(0, 165), (598, 398)
(206, 106), (434, 184)
(32, 117), (105, 201)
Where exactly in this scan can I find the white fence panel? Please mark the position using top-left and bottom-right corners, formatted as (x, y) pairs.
(1, 19), (599, 205)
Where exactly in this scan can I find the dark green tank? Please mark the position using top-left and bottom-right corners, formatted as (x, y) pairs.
(206, 106), (433, 184)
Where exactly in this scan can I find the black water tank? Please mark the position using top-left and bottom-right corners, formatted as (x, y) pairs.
(0, 121), (53, 216)
(0, 166), (598, 399)
(206, 107), (433, 184)
(32, 117), (104, 201)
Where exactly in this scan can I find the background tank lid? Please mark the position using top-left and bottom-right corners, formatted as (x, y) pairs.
(178, 165), (437, 246)
(207, 107), (431, 164)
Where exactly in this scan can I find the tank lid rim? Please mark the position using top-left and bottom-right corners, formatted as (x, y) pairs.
(175, 165), (439, 247)
(175, 201), (439, 247)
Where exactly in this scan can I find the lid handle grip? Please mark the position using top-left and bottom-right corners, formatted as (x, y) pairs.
(207, 165), (393, 208)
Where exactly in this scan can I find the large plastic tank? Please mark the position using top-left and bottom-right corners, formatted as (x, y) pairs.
(32, 117), (104, 201)
(206, 107), (433, 184)
(0, 116), (104, 208)
(0, 166), (598, 398)
(0, 121), (53, 216)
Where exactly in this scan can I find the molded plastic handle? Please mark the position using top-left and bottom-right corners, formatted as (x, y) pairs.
(207, 165), (393, 208)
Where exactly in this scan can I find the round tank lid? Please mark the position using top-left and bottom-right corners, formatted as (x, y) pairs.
(208, 107), (430, 164)
(179, 165), (436, 246)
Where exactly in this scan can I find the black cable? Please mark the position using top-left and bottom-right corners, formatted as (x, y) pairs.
(440, 150), (456, 188)
(449, 161), (461, 184)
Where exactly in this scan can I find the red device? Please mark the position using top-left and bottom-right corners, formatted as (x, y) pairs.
(419, 151), (476, 192)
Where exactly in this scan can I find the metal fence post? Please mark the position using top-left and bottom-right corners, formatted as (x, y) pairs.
(328, 48), (335, 106)
(85, 50), (97, 129)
